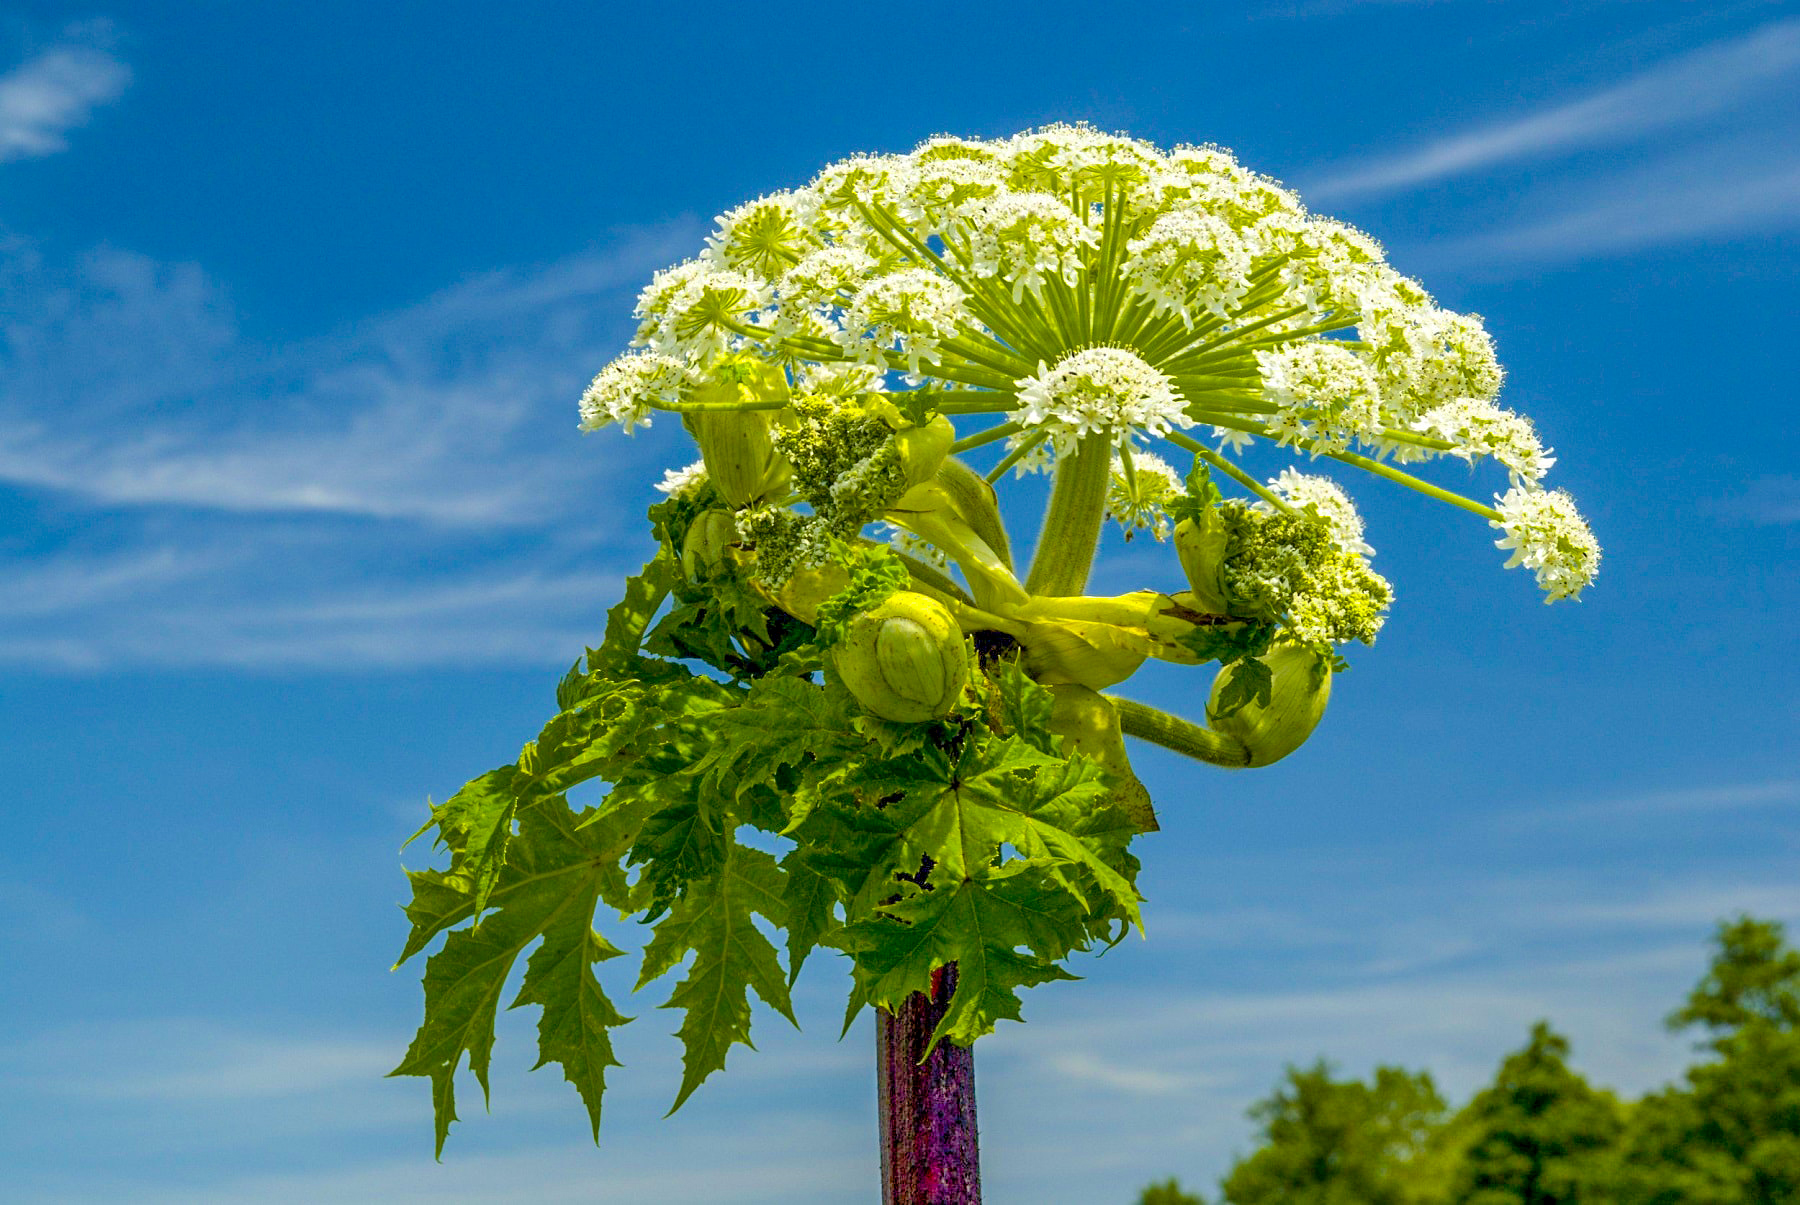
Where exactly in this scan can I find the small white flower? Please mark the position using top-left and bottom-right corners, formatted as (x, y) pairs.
(578, 352), (685, 433)
(1013, 347), (1189, 444)
(838, 268), (970, 374)
(654, 459), (709, 497)
(961, 192), (1099, 301)
(1415, 397), (1555, 487)
(1106, 448), (1185, 540)
(1123, 210), (1252, 321)
(1262, 469), (1374, 558)
(1213, 426), (1255, 452)
(879, 521), (951, 572)
(1001, 428), (1056, 476)
(1491, 486), (1601, 602)
(1256, 341), (1384, 454)
(705, 191), (813, 279)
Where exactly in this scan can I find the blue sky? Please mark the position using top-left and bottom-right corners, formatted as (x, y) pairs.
(1, 2), (1797, 1200)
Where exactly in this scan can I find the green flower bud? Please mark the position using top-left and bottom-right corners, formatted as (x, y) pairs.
(834, 591), (969, 723)
(680, 509), (738, 580)
(684, 361), (792, 507)
(1045, 684), (1157, 831)
(1206, 643), (1332, 767)
(1174, 509), (1232, 614)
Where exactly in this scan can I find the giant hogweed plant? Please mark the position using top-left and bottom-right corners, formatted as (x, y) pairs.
(393, 127), (1600, 1157)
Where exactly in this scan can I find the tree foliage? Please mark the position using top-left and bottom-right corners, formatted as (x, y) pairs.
(1450, 1022), (1624, 1204)
(1142, 917), (1800, 1205)
(1219, 1061), (1455, 1205)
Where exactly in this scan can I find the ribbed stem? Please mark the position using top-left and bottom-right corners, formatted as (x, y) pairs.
(1108, 695), (1251, 768)
(879, 963), (982, 1204)
(1023, 434), (1111, 596)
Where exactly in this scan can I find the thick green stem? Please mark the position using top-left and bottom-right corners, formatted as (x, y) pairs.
(1023, 434), (1111, 596)
(1107, 696), (1251, 769)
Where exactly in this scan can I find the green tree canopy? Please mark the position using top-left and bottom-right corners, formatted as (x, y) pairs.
(1139, 1175), (1207, 1205)
(1449, 1022), (1623, 1205)
(1668, 915), (1800, 1037)
(1610, 916), (1800, 1204)
(1218, 1060), (1453, 1205)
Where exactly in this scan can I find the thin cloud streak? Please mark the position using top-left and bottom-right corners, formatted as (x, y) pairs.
(0, 45), (130, 162)
(0, 556), (625, 671)
(0, 226), (697, 523)
(1502, 778), (1800, 829)
(1308, 19), (1800, 200)
(1426, 150), (1800, 266)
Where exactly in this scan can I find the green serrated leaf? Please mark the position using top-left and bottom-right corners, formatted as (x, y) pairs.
(634, 839), (797, 1114)
(692, 675), (853, 810)
(628, 801), (727, 919)
(1168, 457), (1223, 526)
(779, 847), (841, 986)
(1177, 618), (1277, 668)
(591, 550), (679, 677)
(511, 911), (632, 1144)
(843, 880), (1082, 1052)
(424, 766), (524, 915)
(816, 726), (1143, 1048)
(989, 655), (1057, 753)
(391, 802), (637, 1155)
(811, 539), (910, 649)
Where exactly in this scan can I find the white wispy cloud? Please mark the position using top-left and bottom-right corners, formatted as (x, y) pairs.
(1426, 145), (1800, 266)
(1043, 1050), (1197, 1097)
(1501, 778), (1800, 829)
(1308, 19), (1800, 201)
(1714, 474), (1800, 525)
(0, 44), (130, 163)
(0, 228), (697, 524)
(0, 543), (625, 670)
(0, 222), (706, 671)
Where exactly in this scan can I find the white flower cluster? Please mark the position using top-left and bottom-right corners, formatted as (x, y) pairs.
(1106, 448), (1185, 540)
(1014, 348), (1188, 455)
(964, 192), (1099, 301)
(837, 268), (971, 375)
(1415, 397), (1555, 487)
(654, 459), (709, 498)
(1123, 211), (1250, 320)
(1262, 469), (1375, 558)
(579, 352), (685, 433)
(578, 124), (1597, 602)
(633, 261), (771, 361)
(1492, 487), (1602, 603)
(1256, 342), (1383, 455)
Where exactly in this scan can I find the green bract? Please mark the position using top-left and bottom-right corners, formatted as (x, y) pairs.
(680, 509), (738, 580)
(1207, 641), (1333, 767)
(682, 360), (792, 507)
(834, 590), (970, 722)
(400, 125), (1602, 1154)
